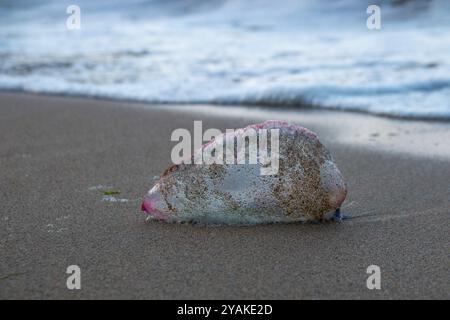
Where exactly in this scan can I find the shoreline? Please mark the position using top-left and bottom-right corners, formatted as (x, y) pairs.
(2, 88), (450, 123)
(0, 92), (449, 299)
(2, 90), (449, 160)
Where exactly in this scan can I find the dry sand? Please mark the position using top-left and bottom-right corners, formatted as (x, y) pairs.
(0, 92), (449, 299)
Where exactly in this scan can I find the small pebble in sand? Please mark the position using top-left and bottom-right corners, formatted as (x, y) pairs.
(102, 195), (129, 203)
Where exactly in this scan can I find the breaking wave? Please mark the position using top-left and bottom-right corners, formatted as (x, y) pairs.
(1, 0), (450, 119)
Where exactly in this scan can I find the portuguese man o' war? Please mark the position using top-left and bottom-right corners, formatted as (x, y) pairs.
(142, 120), (347, 225)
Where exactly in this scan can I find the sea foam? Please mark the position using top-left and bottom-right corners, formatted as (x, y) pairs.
(1, 0), (450, 119)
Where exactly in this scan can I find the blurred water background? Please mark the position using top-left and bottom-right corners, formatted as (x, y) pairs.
(0, 0), (449, 119)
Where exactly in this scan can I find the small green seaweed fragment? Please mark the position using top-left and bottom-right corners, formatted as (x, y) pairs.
(102, 190), (120, 196)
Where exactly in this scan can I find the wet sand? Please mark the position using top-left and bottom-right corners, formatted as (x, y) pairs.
(0, 92), (449, 299)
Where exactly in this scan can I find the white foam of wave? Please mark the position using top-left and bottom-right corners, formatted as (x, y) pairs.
(1, 0), (450, 119)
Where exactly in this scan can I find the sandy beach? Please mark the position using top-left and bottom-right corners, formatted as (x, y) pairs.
(0, 92), (449, 299)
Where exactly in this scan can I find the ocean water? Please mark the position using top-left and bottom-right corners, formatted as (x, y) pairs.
(1, 0), (450, 119)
